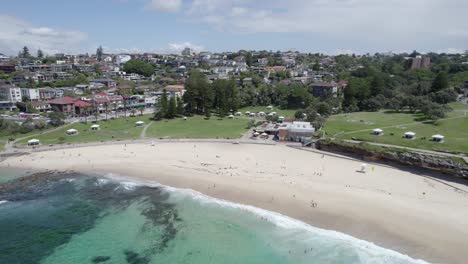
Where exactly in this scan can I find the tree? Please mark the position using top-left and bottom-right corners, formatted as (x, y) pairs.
(431, 72), (449, 92)
(122, 59), (155, 77)
(96, 45), (103, 62)
(176, 96), (184, 116)
(48, 111), (65, 127)
(183, 70), (213, 114)
(138, 106), (144, 116)
(37, 49), (44, 58)
(315, 102), (332, 116)
(420, 101), (448, 120)
(130, 108), (136, 117)
(159, 89), (168, 118)
(104, 102), (109, 120)
(21, 46), (30, 58)
(294, 110), (304, 120)
(112, 102), (118, 118)
(167, 96), (176, 118)
(431, 89), (458, 104)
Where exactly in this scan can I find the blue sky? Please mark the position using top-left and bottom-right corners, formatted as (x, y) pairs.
(1, 0), (467, 55)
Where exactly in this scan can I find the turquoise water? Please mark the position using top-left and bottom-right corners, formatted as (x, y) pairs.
(0, 170), (428, 264)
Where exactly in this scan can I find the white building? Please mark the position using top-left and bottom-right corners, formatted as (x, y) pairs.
(21, 88), (40, 101)
(0, 86), (22, 102)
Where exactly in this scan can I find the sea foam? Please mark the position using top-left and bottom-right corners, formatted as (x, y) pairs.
(102, 173), (429, 264)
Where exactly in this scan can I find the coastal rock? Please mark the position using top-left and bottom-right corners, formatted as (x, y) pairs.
(316, 140), (468, 179)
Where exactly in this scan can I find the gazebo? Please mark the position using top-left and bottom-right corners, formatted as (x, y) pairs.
(253, 132), (260, 137)
(66, 129), (78, 135)
(432, 134), (445, 143)
(90, 124), (100, 131)
(404, 132), (416, 139)
(372, 128), (383, 135)
(135, 121), (145, 127)
(266, 105), (273, 110)
(27, 139), (40, 146)
(228, 114), (234, 119)
(235, 112), (242, 116)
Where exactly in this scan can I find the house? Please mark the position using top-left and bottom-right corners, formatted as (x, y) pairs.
(265, 66), (287, 73)
(310, 82), (344, 98)
(38, 87), (57, 100)
(31, 101), (51, 112)
(21, 88), (40, 101)
(48, 96), (78, 114)
(0, 85), (22, 110)
(409, 56), (431, 70)
(164, 85), (185, 97)
(0, 63), (16, 73)
(90, 78), (117, 88)
(73, 100), (92, 116)
(258, 58), (268, 67)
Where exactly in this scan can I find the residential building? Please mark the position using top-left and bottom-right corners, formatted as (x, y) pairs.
(48, 96), (78, 114)
(0, 85), (22, 102)
(0, 85), (21, 111)
(116, 54), (132, 65)
(182, 48), (192, 56)
(310, 82), (344, 98)
(38, 87), (57, 100)
(277, 121), (315, 142)
(90, 78), (117, 88)
(409, 56), (431, 70)
(0, 63), (16, 73)
(21, 88), (41, 101)
(31, 101), (52, 112)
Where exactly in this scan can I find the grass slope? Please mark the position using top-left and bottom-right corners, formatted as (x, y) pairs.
(146, 115), (249, 139)
(323, 102), (468, 154)
(16, 115), (152, 146)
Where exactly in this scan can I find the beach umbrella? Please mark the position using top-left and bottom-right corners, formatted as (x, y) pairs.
(360, 163), (367, 172)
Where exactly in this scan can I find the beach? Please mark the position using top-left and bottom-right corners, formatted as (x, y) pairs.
(2, 142), (468, 263)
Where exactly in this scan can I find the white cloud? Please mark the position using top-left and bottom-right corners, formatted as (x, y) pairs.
(179, 0), (468, 51)
(106, 42), (204, 54)
(168, 42), (204, 53)
(0, 14), (88, 55)
(145, 0), (182, 12)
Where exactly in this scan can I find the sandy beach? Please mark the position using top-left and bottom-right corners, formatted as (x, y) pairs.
(2, 142), (468, 263)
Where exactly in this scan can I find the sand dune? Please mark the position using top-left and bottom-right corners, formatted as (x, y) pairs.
(2, 142), (468, 263)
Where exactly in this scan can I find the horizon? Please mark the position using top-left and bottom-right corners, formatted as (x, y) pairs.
(1, 0), (467, 56)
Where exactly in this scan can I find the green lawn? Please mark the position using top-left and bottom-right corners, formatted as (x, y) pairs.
(146, 115), (249, 139)
(323, 102), (468, 154)
(16, 115), (152, 146)
(238, 106), (298, 118)
(0, 140), (5, 151)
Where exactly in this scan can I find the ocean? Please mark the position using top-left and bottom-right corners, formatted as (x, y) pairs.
(0, 169), (428, 264)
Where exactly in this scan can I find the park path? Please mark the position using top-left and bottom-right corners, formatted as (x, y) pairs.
(140, 121), (153, 139)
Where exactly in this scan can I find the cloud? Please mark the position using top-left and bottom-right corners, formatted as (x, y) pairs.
(0, 14), (88, 55)
(106, 42), (204, 54)
(168, 42), (204, 53)
(178, 0), (468, 51)
(145, 0), (182, 12)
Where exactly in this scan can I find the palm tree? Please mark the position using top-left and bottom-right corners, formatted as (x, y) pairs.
(130, 108), (136, 117)
(112, 102), (118, 118)
(83, 106), (90, 123)
(123, 100), (128, 118)
(138, 106), (144, 116)
(94, 110), (99, 122)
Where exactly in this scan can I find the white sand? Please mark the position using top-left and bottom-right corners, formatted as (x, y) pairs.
(3, 142), (468, 263)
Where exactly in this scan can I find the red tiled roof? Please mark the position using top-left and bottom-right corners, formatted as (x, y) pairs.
(48, 96), (78, 105)
(165, 85), (185, 90)
(74, 100), (91, 107)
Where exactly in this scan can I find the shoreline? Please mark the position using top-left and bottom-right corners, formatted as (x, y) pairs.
(2, 142), (468, 263)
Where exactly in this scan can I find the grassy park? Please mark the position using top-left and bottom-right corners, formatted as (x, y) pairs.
(146, 115), (250, 139)
(323, 102), (468, 154)
(16, 115), (152, 146)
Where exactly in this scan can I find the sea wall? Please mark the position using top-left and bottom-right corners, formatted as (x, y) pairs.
(315, 140), (468, 179)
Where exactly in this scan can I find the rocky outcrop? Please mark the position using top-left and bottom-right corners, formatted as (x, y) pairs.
(316, 140), (468, 179)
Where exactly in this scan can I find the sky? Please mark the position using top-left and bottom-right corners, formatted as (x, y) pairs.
(0, 0), (467, 56)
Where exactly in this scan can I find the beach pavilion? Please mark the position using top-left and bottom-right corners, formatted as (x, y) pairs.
(135, 121), (145, 127)
(27, 139), (40, 146)
(90, 124), (100, 131)
(372, 128), (383, 135)
(228, 114), (234, 119)
(404, 132), (416, 139)
(432, 134), (445, 143)
(66, 129), (78, 135)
